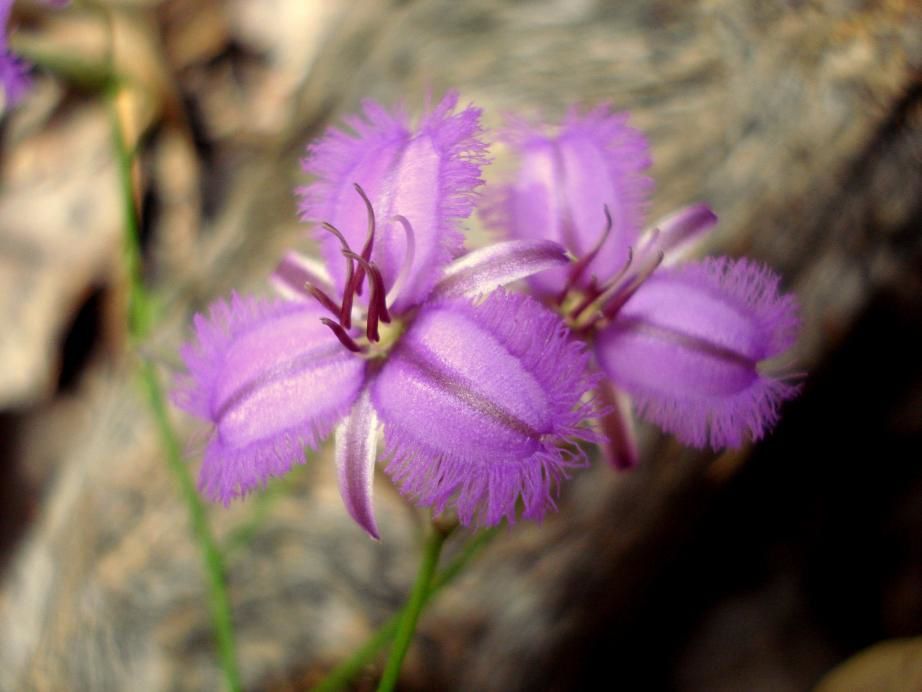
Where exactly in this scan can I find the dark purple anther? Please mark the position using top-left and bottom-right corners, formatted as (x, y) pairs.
(557, 206), (612, 305)
(320, 317), (365, 353)
(351, 183), (377, 296)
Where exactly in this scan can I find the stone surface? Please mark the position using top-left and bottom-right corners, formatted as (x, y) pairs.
(0, 1), (919, 690)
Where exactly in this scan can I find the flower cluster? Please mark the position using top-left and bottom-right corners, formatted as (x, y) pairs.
(174, 93), (800, 538)
(486, 107), (801, 467)
(175, 93), (596, 538)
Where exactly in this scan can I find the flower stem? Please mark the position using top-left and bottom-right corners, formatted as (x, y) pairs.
(140, 361), (243, 692)
(108, 85), (241, 692)
(312, 526), (498, 692)
(376, 523), (453, 692)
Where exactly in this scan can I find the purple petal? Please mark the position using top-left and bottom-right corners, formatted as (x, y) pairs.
(0, 52), (29, 108)
(431, 239), (570, 299)
(334, 386), (381, 539)
(1, 1), (28, 108)
(269, 250), (333, 300)
(172, 293), (366, 504)
(483, 106), (652, 295)
(0, 0), (11, 36)
(593, 380), (639, 470)
(299, 92), (488, 312)
(596, 258), (800, 449)
(648, 203), (719, 266)
(372, 290), (598, 527)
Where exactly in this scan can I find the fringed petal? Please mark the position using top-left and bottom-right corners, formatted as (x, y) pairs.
(299, 91), (488, 312)
(372, 290), (599, 527)
(172, 293), (366, 504)
(596, 258), (800, 449)
(334, 386), (381, 539)
(484, 105), (653, 295)
(431, 239), (569, 299)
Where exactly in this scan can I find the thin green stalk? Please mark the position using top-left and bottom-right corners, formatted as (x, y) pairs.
(140, 362), (242, 692)
(108, 87), (241, 692)
(107, 83), (151, 338)
(377, 524), (452, 692)
(313, 614), (400, 692)
(312, 527), (499, 692)
(429, 526), (499, 592)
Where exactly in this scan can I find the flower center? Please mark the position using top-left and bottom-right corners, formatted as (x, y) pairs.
(556, 205), (664, 334)
(303, 183), (416, 358)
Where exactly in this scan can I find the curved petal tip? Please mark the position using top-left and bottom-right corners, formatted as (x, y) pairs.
(334, 388), (381, 539)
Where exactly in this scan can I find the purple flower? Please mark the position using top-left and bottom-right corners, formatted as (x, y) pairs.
(488, 109), (801, 465)
(299, 91), (489, 313)
(595, 257), (800, 450)
(1, 0), (29, 107)
(175, 97), (597, 537)
(483, 105), (653, 297)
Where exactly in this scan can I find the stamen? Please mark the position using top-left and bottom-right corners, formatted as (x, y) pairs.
(604, 246), (635, 295)
(319, 221), (357, 328)
(351, 183), (377, 296)
(320, 221), (352, 253)
(343, 251), (390, 342)
(568, 245), (664, 334)
(385, 214), (416, 308)
(567, 277), (603, 321)
(320, 317), (366, 353)
(305, 283), (341, 318)
(567, 247), (633, 327)
(557, 205), (612, 305)
(601, 248), (664, 319)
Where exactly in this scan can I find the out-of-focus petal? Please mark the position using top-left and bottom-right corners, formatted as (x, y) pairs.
(431, 239), (569, 299)
(372, 290), (598, 527)
(596, 258), (800, 449)
(0, 50), (28, 107)
(173, 293), (366, 504)
(299, 92), (488, 312)
(269, 250), (333, 301)
(334, 386), (381, 539)
(0, 0), (11, 37)
(1, 0), (28, 108)
(593, 379), (639, 470)
(647, 203), (719, 266)
(484, 106), (652, 295)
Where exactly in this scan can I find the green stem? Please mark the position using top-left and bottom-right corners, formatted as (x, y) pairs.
(140, 362), (242, 692)
(376, 524), (452, 692)
(108, 86), (241, 692)
(106, 84), (150, 338)
(429, 527), (499, 592)
(312, 527), (498, 692)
